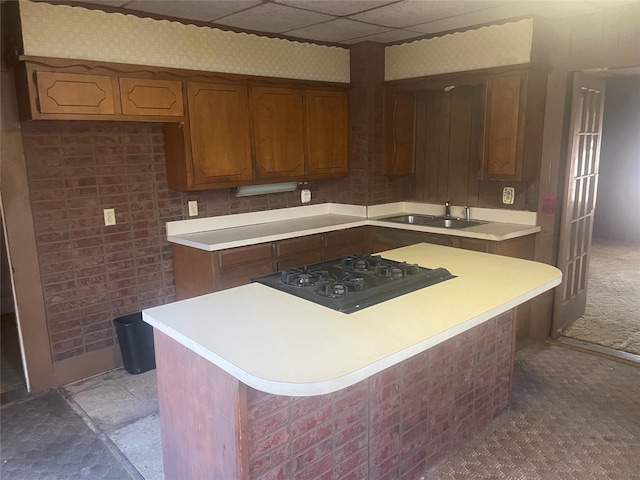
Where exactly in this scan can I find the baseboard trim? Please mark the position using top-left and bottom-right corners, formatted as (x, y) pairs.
(555, 337), (640, 365)
(53, 345), (123, 387)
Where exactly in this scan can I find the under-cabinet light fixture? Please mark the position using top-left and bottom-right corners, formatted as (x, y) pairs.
(235, 181), (298, 197)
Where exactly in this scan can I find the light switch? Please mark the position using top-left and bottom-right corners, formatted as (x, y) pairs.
(301, 189), (311, 204)
(188, 200), (198, 216)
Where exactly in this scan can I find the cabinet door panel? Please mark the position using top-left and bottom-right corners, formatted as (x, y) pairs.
(305, 90), (349, 175)
(219, 261), (275, 291)
(252, 87), (305, 178)
(120, 77), (184, 116)
(278, 251), (323, 270)
(36, 71), (116, 115)
(482, 74), (521, 179)
(323, 227), (369, 260)
(217, 243), (274, 268)
(188, 82), (253, 185)
(276, 235), (323, 257)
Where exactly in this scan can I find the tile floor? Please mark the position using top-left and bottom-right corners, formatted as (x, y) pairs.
(2, 339), (638, 479)
(0, 342), (640, 480)
(64, 368), (164, 480)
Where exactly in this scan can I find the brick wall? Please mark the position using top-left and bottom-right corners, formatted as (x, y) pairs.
(246, 311), (514, 479)
(350, 42), (412, 205)
(21, 109), (403, 362)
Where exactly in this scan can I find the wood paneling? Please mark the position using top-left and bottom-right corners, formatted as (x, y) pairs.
(415, 85), (484, 207)
(155, 330), (248, 480)
(383, 89), (415, 175)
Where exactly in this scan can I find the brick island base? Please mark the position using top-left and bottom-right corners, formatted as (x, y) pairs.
(154, 310), (515, 480)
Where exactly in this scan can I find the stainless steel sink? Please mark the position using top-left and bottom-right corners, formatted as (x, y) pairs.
(425, 217), (486, 228)
(377, 214), (438, 226)
(379, 214), (486, 229)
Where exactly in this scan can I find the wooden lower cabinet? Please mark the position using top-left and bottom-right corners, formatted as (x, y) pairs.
(172, 243), (275, 300)
(276, 234), (323, 270)
(323, 227), (370, 259)
(173, 228), (371, 300)
(371, 227), (452, 253)
(452, 234), (535, 341)
(217, 243), (275, 292)
(173, 227), (535, 340)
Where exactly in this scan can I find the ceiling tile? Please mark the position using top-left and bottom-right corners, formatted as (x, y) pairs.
(275, 0), (395, 16)
(125, 0), (262, 22)
(349, 0), (497, 28)
(286, 18), (390, 42)
(408, 3), (521, 34)
(213, 3), (335, 33)
(341, 28), (425, 44)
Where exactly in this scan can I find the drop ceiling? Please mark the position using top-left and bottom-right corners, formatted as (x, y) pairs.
(43, 0), (638, 45)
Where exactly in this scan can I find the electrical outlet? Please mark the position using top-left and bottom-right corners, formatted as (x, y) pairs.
(301, 189), (311, 204)
(103, 208), (116, 226)
(188, 200), (198, 217)
(502, 187), (515, 205)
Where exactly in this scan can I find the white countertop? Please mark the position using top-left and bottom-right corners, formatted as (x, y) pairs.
(143, 243), (561, 397)
(167, 202), (541, 251)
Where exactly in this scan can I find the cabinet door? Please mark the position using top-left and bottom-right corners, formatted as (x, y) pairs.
(480, 74), (522, 180)
(217, 243), (276, 291)
(188, 82), (253, 185)
(36, 71), (116, 115)
(323, 227), (369, 260)
(252, 87), (305, 179)
(276, 234), (323, 270)
(120, 77), (184, 116)
(383, 89), (415, 175)
(172, 244), (216, 300)
(371, 227), (452, 253)
(305, 90), (349, 176)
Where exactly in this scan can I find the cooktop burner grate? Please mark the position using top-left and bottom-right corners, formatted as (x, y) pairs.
(253, 253), (456, 314)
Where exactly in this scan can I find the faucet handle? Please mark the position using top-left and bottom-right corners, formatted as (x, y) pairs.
(444, 199), (451, 217)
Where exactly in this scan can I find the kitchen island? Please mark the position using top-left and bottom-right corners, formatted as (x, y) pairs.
(143, 243), (561, 479)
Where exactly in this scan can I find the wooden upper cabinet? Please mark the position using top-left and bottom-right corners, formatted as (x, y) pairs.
(36, 71), (116, 115)
(305, 90), (349, 176)
(251, 87), (305, 178)
(383, 89), (416, 175)
(187, 82), (253, 186)
(119, 77), (184, 116)
(479, 69), (546, 181)
(481, 74), (522, 179)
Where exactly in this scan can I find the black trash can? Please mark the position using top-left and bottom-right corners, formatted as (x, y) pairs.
(113, 312), (156, 374)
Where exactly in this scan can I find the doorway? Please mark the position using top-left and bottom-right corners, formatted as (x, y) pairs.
(1, 213), (27, 403)
(559, 74), (640, 359)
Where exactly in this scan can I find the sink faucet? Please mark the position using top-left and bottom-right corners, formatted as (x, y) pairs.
(463, 206), (471, 221)
(445, 199), (451, 217)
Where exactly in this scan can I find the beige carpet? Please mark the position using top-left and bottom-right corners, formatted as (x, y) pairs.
(563, 238), (640, 356)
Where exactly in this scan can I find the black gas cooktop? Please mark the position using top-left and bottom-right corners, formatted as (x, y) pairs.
(252, 253), (455, 314)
